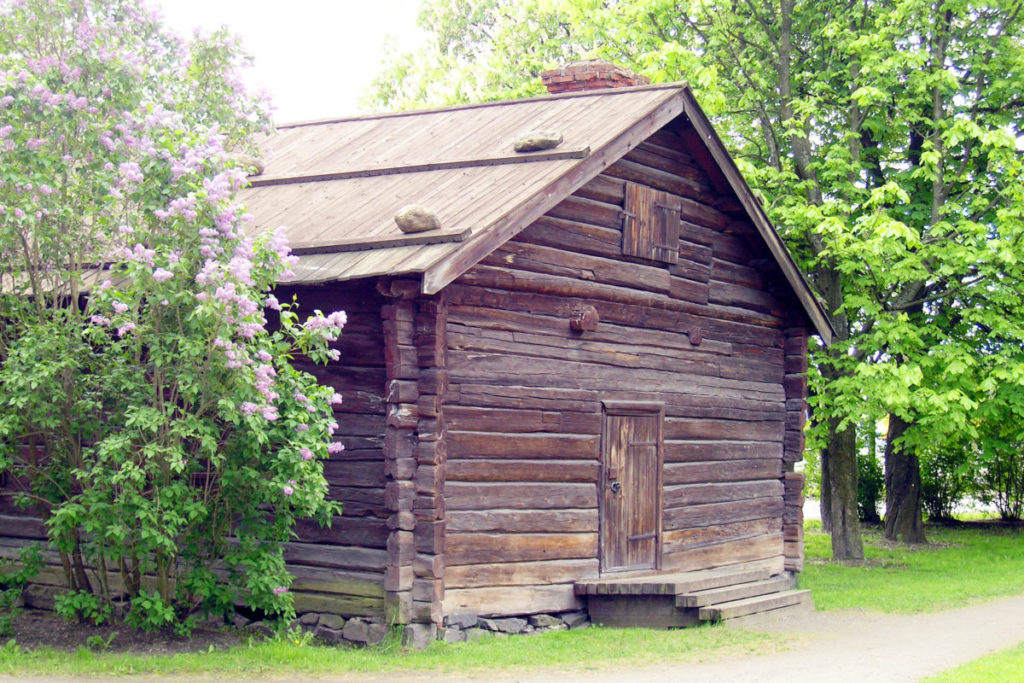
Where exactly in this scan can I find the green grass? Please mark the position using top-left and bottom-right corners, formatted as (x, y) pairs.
(0, 623), (775, 677)
(4, 521), (1024, 677)
(921, 641), (1024, 682)
(800, 520), (1024, 612)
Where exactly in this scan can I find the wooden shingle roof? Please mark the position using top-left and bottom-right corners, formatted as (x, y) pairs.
(243, 83), (833, 342)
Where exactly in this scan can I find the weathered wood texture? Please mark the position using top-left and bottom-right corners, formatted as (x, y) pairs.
(278, 283), (391, 617)
(377, 278), (450, 625)
(442, 117), (809, 615)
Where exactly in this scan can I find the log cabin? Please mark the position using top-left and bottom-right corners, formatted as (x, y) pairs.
(0, 61), (831, 639)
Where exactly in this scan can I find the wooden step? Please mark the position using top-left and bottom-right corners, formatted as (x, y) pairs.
(698, 589), (813, 621)
(667, 567), (772, 595)
(677, 574), (795, 608)
(575, 566), (771, 596)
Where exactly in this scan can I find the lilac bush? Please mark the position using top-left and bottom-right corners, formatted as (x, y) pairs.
(0, 0), (344, 632)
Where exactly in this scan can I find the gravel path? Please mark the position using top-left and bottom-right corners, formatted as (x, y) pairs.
(5, 594), (1024, 683)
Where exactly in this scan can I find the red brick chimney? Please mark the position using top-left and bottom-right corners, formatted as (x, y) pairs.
(539, 60), (650, 94)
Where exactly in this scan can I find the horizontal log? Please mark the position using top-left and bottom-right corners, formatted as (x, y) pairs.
(661, 535), (784, 574)
(445, 559), (599, 589)
(645, 129), (696, 160)
(446, 509), (598, 533)
(292, 516), (389, 549)
(605, 157), (712, 203)
(452, 428), (595, 460)
(446, 482), (597, 511)
(446, 532), (597, 565)
(662, 517), (781, 555)
(664, 440), (784, 462)
(575, 173), (626, 205)
(448, 305), (734, 359)
(711, 258), (766, 289)
(546, 194), (624, 230)
(628, 143), (707, 183)
(664, 459), (782, 485)
(709, 280), (782, 316)
(451, 270), (785, 338)
(484, 240), (672, 295)
(291, 591), (385, 618)
(299, 364), (387, 396)
(451, 385), (784, 423)
(447, 351), (783, 404)
(0, 514), (47, 539)
(323, 461), (386, 488)
(663, 497), (784, 529)
(670, 276), (710, 304)
(446, 406), (601, 435)
(516, 215), (622, 260)
(446, 459), (600, 483)
(664, 418), (784, 442)
(447, 331), (784, 388)
(442, 584), (582, 618)
(288, 566), (386, 597)
(447, 282), (785, 349)
(450, 383), (602, 414)
(283, 542), (387, 573)
(663, 480), (784, 507)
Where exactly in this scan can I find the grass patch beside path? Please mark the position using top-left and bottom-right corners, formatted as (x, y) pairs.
(0, 623), (775, 677)
(921, 641), (1024, 682)
(800, 521), (1024, 613)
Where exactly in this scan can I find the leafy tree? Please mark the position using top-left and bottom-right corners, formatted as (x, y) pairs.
(0, 0), (344, 631)
(370, 0), (1024, 556)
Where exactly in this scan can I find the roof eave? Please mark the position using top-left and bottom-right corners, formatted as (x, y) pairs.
(678, 90), (834, 345)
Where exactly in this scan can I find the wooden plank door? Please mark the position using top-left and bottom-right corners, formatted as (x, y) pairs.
(600, 402), (664, 573)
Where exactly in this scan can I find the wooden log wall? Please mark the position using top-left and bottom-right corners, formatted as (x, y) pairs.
(782, 322), (809, 572)
(377, 278), (449, 625)
(440, 120), (809, 617)
(281, 282), (390, 616)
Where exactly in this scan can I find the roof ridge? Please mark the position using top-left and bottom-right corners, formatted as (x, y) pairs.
(276, 81), (688, 129)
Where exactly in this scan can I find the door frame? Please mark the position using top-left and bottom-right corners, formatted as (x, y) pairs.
(599, 400), (665, 574)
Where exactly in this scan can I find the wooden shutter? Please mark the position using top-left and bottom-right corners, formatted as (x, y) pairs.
(622, 182), (681, 264)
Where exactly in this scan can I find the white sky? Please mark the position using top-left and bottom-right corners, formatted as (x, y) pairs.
(157, 0), (425, 124)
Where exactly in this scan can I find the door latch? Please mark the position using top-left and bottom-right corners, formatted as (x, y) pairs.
(610, 481), (622, 494)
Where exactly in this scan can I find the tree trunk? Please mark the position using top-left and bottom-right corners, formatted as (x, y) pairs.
(810, 377), (832, 531)
(827, 416), (863, 560)
(884, 413), (927, 543)
(819, 440), (832, 532)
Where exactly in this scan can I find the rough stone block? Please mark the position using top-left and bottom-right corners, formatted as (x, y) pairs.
(318, 613), (345, 630)
(529, 614), (564, 629)
(342, 618), (370, 644)
(299, 612), (320, 626)
(464, 627), (491, 641)
(442, 627), (467, 643)
(314, 625), (344, 644)
(480, 617), (527, 634)
(402, 623), (436, 650)
(445, 613), (478, 629)
(560, 610), (589, 628)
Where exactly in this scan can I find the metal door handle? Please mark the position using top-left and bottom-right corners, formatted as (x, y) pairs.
(610, 481), (622, 493)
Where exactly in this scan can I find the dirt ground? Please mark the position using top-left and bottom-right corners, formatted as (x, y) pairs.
(4, 594), (1024, 683)
(7, 609), (247, 655)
